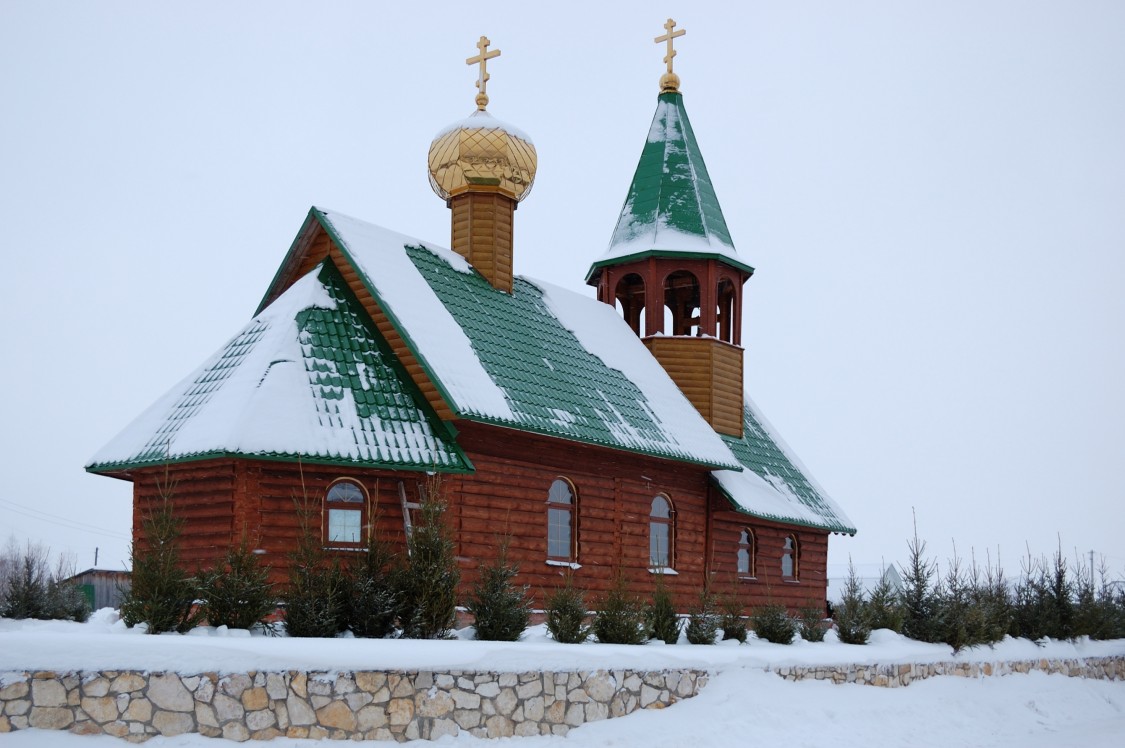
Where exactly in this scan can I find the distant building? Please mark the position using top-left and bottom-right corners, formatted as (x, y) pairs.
(87, 26), (854, 613)
(66, 569), (131, 611)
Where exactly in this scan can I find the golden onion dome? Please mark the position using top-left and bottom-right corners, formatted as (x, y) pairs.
(427, 109), (537, 202)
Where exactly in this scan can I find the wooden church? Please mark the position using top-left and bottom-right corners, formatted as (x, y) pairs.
(87, 24), (855, 615)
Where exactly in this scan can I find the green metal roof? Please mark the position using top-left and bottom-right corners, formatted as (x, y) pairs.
(87, 262), (470, 474)
(712, 403), (856, 534)
(402, 244), (740, 470)
(588, 91), (754, 280)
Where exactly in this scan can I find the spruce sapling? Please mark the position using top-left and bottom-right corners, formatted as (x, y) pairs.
(647, 572), (681, 644)
(685, 583), (720, 645)
(198, 537), (274, 630)
(834, 560), (870, 645)
(466, 540), (531, 642)
(545, 573), (590, 644)
(592, 568), (647, 645)
(397, 476), (460, 639)
(752, 604), (796, 645)
(120, 474), (201, 634)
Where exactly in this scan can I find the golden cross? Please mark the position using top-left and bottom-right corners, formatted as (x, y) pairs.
(654, 18), (685, 76)
(466, 35), (501, 110)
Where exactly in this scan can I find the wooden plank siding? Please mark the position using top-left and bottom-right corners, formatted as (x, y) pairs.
(644, 336), (743, 438)
(127, 424), (830, 616)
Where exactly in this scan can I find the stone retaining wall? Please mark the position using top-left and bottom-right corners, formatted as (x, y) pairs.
(0, 667), (707, 742)
(2, 656), (1121, 743)
(773, 655), (1125, 688)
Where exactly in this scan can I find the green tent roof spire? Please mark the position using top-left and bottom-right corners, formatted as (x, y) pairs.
(589, 91), (752, 279)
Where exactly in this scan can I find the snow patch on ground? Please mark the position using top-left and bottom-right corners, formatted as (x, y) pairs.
(1, 614), (1123, 747)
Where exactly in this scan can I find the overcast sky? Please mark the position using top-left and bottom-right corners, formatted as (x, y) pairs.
(1, 1), (1122, 581)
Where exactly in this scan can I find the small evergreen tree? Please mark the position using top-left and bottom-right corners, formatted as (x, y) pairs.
(1, 543), (49, 620)
(834, 560), (870, 645)
(899, 520), (943, 643)
(345, 532), (399, 639)
(45, 554), (90, 623)
(198, 537), (275, 630)
(466, 541), (531, 642)
(545, 573), (590, 644)
(284, 497), (348, 638)
(397, 477), (460, 639)
(864, 568), (904, 632)
(798, 606), (827, 642)
(646, 573), (680, 644)
(685, 583), (719, 645)
(752, 604), (796, 645)
(592, 569), (647, 645)
(120, 478), (200, 634)
(717, 588), (747, 643)
(935, 551), (976, 652)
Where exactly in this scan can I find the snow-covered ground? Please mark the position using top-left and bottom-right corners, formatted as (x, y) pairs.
(2, 610), (1123, 747)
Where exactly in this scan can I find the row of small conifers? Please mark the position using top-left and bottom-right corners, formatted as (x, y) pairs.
(112, 490), (824, 644)
(833, 531), (1125, 651)
(5, 490), (1123, 650)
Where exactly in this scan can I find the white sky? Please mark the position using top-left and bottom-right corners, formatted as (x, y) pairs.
(1, 1), (1122, 579)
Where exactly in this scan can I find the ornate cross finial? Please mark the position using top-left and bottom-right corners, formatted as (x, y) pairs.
(466, 35), (501, 110)
(654, 18), (685, 92)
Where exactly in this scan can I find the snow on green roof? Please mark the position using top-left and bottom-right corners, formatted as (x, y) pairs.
(588, 91), (753, 279)
(317, 209), (741, 471)
(712, 402), (856, 534)
(87, 263), (470, 474)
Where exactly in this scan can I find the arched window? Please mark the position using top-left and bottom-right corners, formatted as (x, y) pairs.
(781, 534), (799, 580)
(737, 528), (756, 577)
(663, 271), (700, 336)
(649, 495), (675, 569)
(325, 479), (367, 547)
(547, 478), (577, 562)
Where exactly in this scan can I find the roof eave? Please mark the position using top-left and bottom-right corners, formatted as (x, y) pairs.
(586, 248), (755, 282)
(710, 477), (857, 535)
(86, 448), (475, 478)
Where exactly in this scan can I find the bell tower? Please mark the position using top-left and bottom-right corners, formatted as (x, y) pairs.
(586, 20), (753, 437)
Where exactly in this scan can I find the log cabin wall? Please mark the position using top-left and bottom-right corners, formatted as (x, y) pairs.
(707, 488), (830, 613)
(131, 463), (237, 570)
(129, 437), (829, 616)
(449, 421), (714, 609)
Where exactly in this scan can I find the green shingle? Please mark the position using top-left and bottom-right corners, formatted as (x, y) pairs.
(588, 91), (754, 279)
(405, 246), (735, 469)
(714, 405), (856, 534)
(87, 263), (470, 474)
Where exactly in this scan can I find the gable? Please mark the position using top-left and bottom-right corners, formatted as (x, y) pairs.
(711, 401), (856, 534)
(87, 262), (470, 474)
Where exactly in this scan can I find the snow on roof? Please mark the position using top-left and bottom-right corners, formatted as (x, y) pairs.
(87, 264), (469, 473)
(317, 209), (516, 422)
(432, 108), (534, 144)
(712, 399), (856, 534)
(591, 92), (750, 274)
(534, 277), (738, 466)
(318, 209), (741, 470)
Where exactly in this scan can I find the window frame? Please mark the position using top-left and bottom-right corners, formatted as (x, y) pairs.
(546, 477), (578, 565)
(737, 527), (756, 578)
(324, 478), (369, 549)
(781, 533), (800, 581)
(648, 494), (676, 571)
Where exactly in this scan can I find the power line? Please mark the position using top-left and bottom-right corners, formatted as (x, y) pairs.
(0, 498), (130, 541)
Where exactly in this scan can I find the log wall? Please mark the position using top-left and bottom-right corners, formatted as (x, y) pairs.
(128, 424), (834, 615)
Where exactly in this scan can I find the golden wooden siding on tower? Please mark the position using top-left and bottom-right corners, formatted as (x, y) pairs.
(450, 191), (514, 293)
(644, 336), (743, 437)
